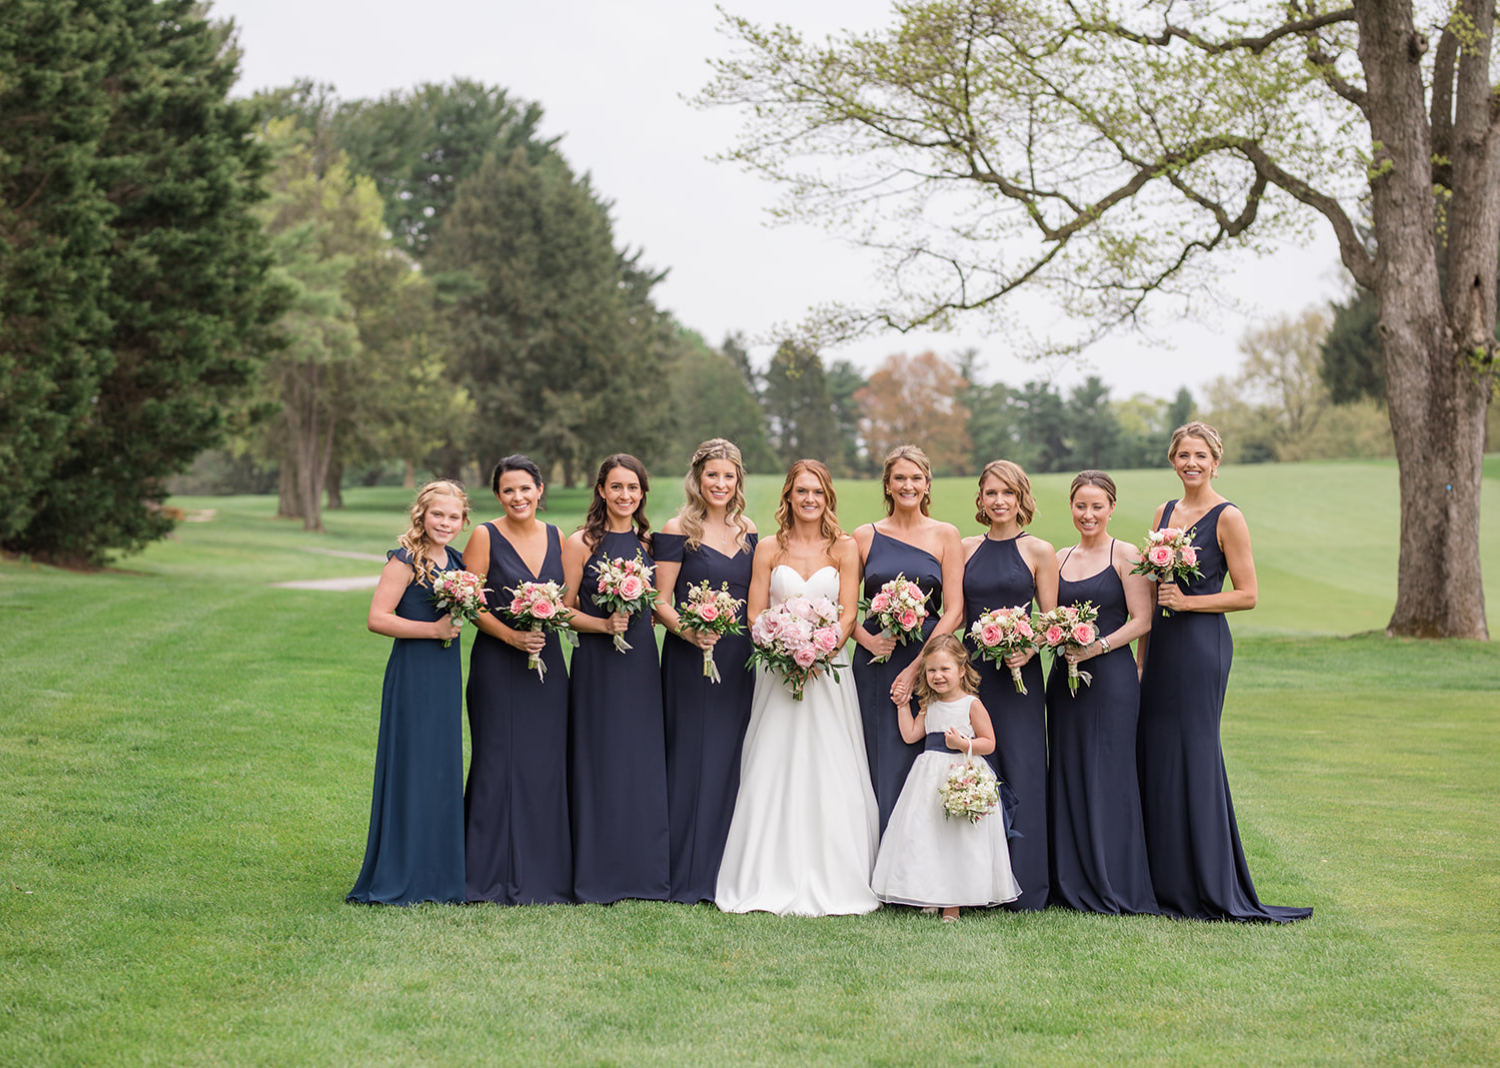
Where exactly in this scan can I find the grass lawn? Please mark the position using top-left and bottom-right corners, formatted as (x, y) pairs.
(1, 459), (1497, 1063)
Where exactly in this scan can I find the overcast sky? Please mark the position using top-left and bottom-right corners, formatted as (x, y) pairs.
(210, 0), (1347, 400)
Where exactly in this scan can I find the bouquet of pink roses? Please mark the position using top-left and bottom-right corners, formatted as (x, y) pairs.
(1130, 526), (1203, 616)
(967, 605), (1038, 695)
(430, 569), (490, 648)
(858, 573), (929, 663)
(938, 759), (1000, 824)
(1037, 601), (1100, 696)
(591, 550), (658, 653)
(748, 594), (844, 701)
(505, 580), (573, 681)
(677, 580), (746, 683)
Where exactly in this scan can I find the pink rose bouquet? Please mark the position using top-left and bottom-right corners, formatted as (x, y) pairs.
(1130, 526), (1204, 616)
(858, 573), (930, 663)
(429, 569), (490, 648)
(591, 550), (659, 653)
(748, 594), (844, 700)
(677, 580), (746, 683)
(966, 605), (1038, 695)
(1036, 601), (1101, 696)
(505, 580), (573, 681)
(938, 758), (1000, 824)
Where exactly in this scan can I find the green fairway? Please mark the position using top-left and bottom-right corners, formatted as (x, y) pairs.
(2, 459), (1497, 1063)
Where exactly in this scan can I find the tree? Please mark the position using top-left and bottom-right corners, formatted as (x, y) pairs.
(704, 0), (1498, 638)
(1066, 376), (1123, 470)
(1, 0), (280, 565)
(1012, 381), (1071, 473)
(761, 341), (839, 465)
(855, 352), (971, 474)
(663, 330), (777, 472)
(826, 358), (870, 475)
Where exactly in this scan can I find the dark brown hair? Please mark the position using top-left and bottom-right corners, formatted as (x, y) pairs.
(1069, 470), (1118, 504)
(581, 454), (652, 554)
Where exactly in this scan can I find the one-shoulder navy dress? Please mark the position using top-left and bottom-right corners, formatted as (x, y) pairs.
(568, 529), (670, 903)
(1046, 541), (1158, 915)
(655, 531), (758, 904)
(855, 527), (943, 834)
(463, 522), (572, 905)
(1137, 501), (1311, 922)
(962, 533), (1049, 911)
(347, 546), (466, 905)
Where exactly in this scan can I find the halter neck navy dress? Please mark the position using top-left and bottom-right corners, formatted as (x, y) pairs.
(347, 546), (465, 906)
(1137, 501), (1312, 922)
(568, 529), (670, 903)
(1046, 541), (1158, 915)
(463, 522), (572, 905)
(855, 527), (943, 834)
(655, 531), (758, 904)
(962, 533), (1049, 910)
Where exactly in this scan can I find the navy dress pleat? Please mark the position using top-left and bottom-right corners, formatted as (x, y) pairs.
(656, 532), (758, 904)
(962, 534), (1049, 910)
(1136, 502), (1312, 922)
(347, 546), (466, 905)
(463, 522), (573, 904)
(568, 530), (670, 903)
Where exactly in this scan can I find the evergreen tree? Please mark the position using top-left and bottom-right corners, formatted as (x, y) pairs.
(1065, 376), (1122, 470)
(825, 359), (868, 476)
(1012, 381), (1070, 473)
(1320, 286), (1385, 405)
(664, 330), (776, 473)
(761, 341), (839, 466)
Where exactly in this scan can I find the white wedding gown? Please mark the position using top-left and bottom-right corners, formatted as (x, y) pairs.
(715, 565), (881, 916)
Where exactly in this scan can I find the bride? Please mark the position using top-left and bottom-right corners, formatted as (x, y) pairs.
(715, 460), (881, 916)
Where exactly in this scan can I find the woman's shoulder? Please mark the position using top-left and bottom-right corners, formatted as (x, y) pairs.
(388, 545), (415, 565)
(661, 516), (687, 535)
(1018, 531), (1055, 561)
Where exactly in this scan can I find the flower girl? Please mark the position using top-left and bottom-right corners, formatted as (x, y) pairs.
(870, 634), (1021, 921)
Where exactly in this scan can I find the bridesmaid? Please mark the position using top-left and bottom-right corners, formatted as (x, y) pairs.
(348, 481), (468, 905)
(562, 453), (670, 903)
(853, 445), (965, 834)
(460, 455), (572, 905)
(1136, 422), (1312, 922)
(653, 439), (759, 904)
(960, 460), (1057, 911)
(1046, 471), (1157, 915)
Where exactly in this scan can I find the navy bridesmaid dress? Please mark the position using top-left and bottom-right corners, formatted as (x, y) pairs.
(1137, 502), (1312, 922)
(568, 529), (670, 903)
(1046, 541), (1158, 915)
(962, 533), (1049, 911)
(348, 546), (466, 905)
(854, 527), (942, 834)
(463, 522), (572, 905)
(655, 531), (758, 904)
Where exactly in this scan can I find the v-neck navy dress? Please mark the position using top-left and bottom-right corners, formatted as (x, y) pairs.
(463, 522), (572, 905)
(1136, 501), (1311, 922)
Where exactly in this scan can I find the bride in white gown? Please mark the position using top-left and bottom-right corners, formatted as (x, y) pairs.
(716, 460), (880, 916)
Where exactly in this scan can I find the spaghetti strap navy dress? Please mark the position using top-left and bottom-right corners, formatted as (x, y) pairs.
(855, 527), (943, 834)
(655, 531), (759, 904)
(568, 529), (670, 903)
(1046, 541), (1158, 915)
(347, 546), (466, 905)
(962, 533), (1049, 910)
(463, 522), (572, 905)
(1137, 501), (1312, 922)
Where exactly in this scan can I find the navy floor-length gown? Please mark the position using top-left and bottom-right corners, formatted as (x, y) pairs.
(1046, 541), (1158, 915)
(655, 531), (758, 904)
(854, 527), (942, 834)
(463, 522), (572, 905)
(348, 546), (466, 906)
(568, 529), (670, 903)
(962, 533), (1049, 910)
(1137, 501), (1312, 922)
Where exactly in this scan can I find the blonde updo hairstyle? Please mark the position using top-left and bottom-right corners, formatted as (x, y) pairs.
(678, 438), (753, 554)
(1168, 421), (1224, 473)
(881, 444), (934, 516)
(974, 459), (1037, 527)
(914, 633), (981, 709)
(399, 479), (472, 586)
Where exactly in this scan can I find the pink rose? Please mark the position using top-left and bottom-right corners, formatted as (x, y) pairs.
(759, 613), (783, 639)
(1016, 619), (1034, 638)
(1148, 545), (1173, 567)
(1180, 546), (1198, 567)
(1044, 624), (1066, 647)
(869, 592), (891, 613)
(1071, 623), (1096, 645)
(619, 575), (645, 601)
(531, 598), (556, 619)
(814, 626), (840, 653)
(510, 597), (527, 615)
(898, 609), (918, 630)
(1161, 527), (1182, 540)
(793, 645), (818, 668)
(980, 623), (1004, 647)
(697, 603), (720, 623)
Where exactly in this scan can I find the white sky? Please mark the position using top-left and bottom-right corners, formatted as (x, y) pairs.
(210, 0), (1348, 400)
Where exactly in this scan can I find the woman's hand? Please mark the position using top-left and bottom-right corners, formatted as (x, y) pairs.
(682, 627), (721, 651)
(1066, 640), (1104, 666)
(603, 610), (630, 635)
(433, 614), (461, 642)
(859, 627), (898, 660)
(1157, 582), (1189, 612)
(890, 660), (920, 705)
(510, 626), (546, 655)
(1003, 646), (1036, 670)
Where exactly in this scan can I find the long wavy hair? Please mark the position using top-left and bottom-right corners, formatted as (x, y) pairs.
(881, 444), (933, 516)
(914, 633), (981, 710)
(677, 438), (752, 554)
(975, 459), (1037, 527)
(398, 479), (471, 586)
(773, 459), (841, 561)
(580, 453), (652, 554)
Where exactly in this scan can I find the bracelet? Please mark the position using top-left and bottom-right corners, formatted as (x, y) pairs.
(1098, 636), (1111, 654)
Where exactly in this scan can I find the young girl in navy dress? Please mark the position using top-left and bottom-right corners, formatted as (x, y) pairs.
(348, 480), (469, 905)
(871, 634), (1021, 922)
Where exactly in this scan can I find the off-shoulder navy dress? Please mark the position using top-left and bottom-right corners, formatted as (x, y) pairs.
(1046, 541), (1158, 915)
(347, 546), (466, 905)
(1137, 501), (1311, 922)
(656, 531), (758, 904)
(568, 529), (670, 903)
(962, 533), (1049, 911)
(463, 522), (572, 905)
(854, 527), (942, 834)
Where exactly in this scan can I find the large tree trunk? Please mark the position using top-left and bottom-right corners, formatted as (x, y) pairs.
(275, 461), (300, 520)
